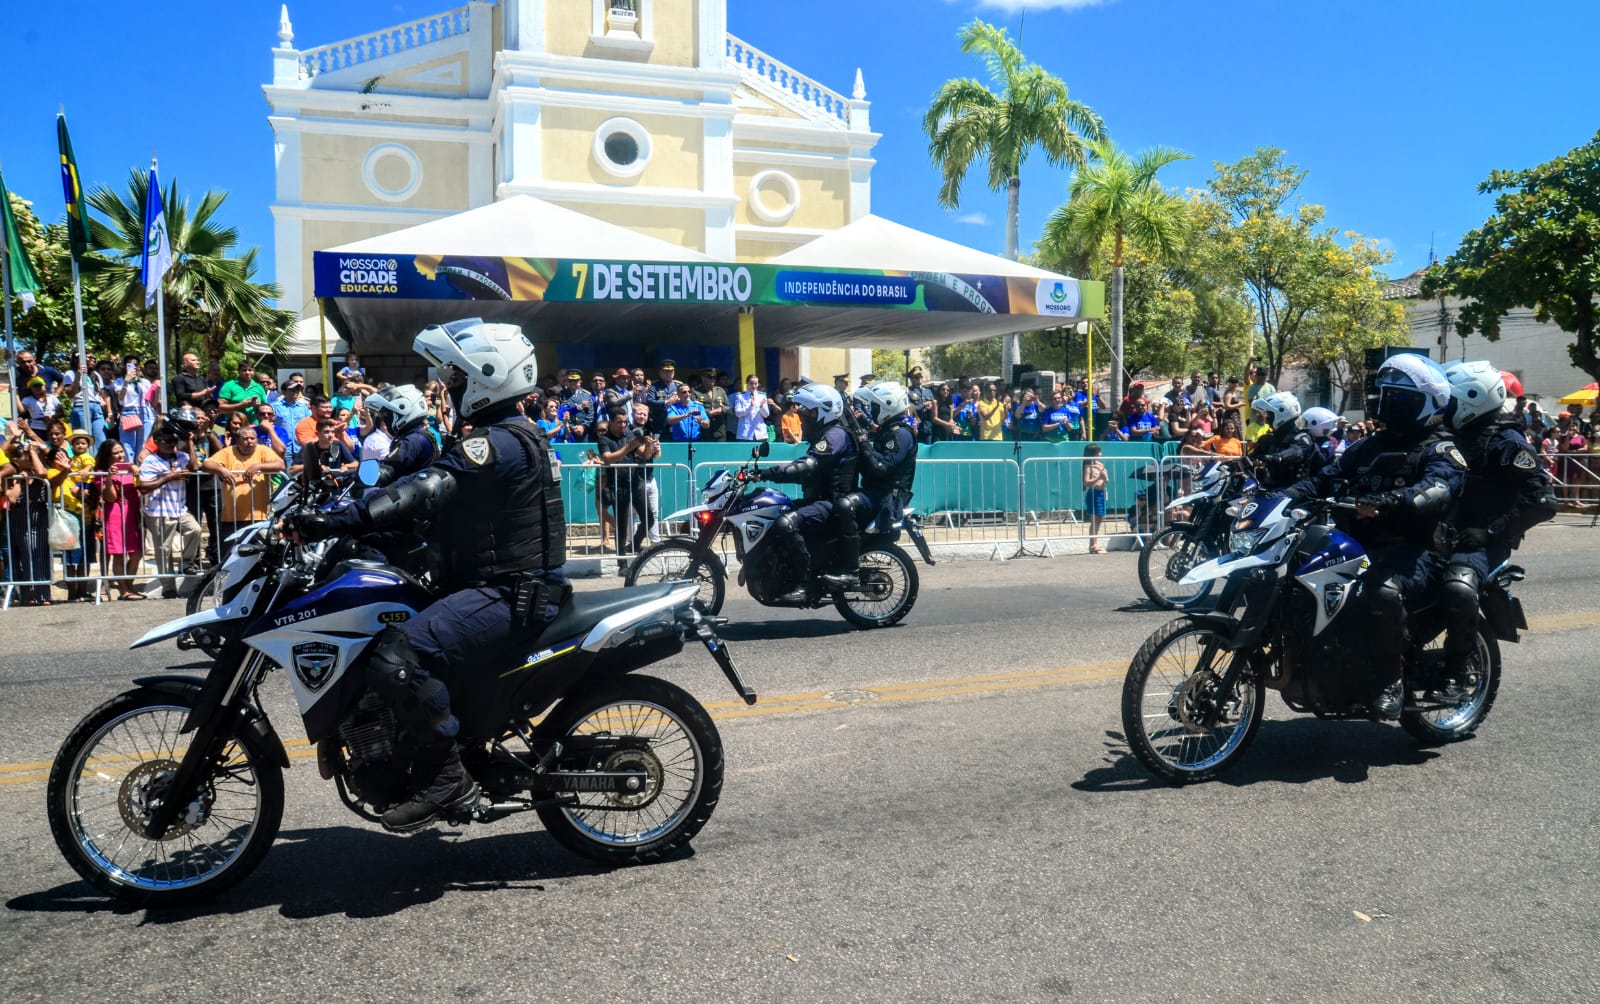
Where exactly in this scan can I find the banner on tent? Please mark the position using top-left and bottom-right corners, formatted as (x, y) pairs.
(313, 253), (1100, 319)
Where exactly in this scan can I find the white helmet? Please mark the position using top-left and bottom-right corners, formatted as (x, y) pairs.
(413, 317), (537, 418)
(1301, 406), (1339, 439)
(1375, 353), (1451, 429)
(1442, 359), (1508, 429)
(852, 381), (911, 426)
(1251, 390), (1302, 432)
(790, 382), (845, 424)
(366, 384), (429, 433)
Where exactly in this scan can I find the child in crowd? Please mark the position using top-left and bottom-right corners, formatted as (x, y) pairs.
(1083, 444), (1109, 554)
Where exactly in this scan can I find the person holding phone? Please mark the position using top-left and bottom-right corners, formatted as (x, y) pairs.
(137, 424), (203, 597)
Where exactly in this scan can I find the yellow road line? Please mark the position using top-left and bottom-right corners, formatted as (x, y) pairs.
(6, 609), (1598, 788)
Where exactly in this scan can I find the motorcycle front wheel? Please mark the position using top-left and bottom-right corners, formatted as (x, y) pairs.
(833, 544), (918, 629)
(1137, 526), (1219, 610)
(535, 674), (724, 866)
(624, 540), (726, 616)
(1121, 618), (1265, 784)
(46, 689), (285, 906)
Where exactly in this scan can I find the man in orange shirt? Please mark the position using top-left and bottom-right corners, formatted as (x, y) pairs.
(295, 394), (334, 445)
(202, 425), (285, 554)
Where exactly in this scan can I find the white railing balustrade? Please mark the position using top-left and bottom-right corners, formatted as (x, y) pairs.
(298, 6), (472, 79)
(725, 33), (849, 124)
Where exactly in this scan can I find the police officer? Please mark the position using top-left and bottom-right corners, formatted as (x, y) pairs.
(1285, 354), (1466, 719)
(1299, 407), (1342, 468)
(764, 381), (860, 586)
(290, 319), (568, 832)
(850, 381), (917, 532)
(1249, 391), (1329, 488)
(364, 383), (440, 486)
(1436, 360), (1557, 695)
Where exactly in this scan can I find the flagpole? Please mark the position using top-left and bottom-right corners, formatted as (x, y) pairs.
(2, 235), (17, 423)
(152, 157), (169, 416)
(70, 255), (89, 431)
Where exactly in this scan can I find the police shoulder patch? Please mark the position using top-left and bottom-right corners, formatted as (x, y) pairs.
(814, 437), (830, 454)
(1512, 449), (1537, 470)
(1434, 441), (1469, 468)
(461, 434), (494, 466)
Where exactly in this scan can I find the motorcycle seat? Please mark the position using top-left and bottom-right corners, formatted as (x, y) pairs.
(543, 581), (683, 640)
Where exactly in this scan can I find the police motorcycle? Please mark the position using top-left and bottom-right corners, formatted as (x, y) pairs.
(624, 441), (934, 628)
(1120, 477), (1526, 784)
(46, 459), (757, 906)
(1137, 458), (1260, 610)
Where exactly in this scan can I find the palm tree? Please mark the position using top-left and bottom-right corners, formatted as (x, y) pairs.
(84, 169), (292, 370)
(924, 19), (1104, 374)
(1042, 137), (1190, 406)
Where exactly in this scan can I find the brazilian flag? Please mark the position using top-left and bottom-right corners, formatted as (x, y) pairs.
(57, 114), (92, 261)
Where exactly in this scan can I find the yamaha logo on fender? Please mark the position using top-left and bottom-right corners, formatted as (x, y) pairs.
(292, 642), (339, 692)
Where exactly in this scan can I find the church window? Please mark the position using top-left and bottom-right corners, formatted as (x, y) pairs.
(593, 118), (652, 179)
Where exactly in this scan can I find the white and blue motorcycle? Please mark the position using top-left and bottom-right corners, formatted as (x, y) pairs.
(1121, 492), (1526, 784)
(47, 462), (755, 906)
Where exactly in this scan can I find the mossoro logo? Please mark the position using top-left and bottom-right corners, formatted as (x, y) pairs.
(338, 256), (400, 294)
(1035, 278), (1081, 317)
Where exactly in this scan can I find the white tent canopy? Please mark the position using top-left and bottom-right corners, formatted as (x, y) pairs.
(325, 194), (713, 262)
(244, 313), (348, 358)
(769, 214), (1063, 279)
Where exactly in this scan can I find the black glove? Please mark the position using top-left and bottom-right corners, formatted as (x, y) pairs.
(286, 510), (336, 541)
(1355, 491), (1404, 516)
(1455, 527), (1489, 550)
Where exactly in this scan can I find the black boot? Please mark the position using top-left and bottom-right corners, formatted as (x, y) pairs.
(819, 531), (861, 587)
(382, 747), (480, 833)
(1371, 678), (1404, 721)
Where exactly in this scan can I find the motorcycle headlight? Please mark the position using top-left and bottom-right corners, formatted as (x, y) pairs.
(1229, 527), (1268, 554)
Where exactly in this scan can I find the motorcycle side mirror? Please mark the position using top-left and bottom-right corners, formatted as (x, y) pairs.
(356, 459), (381, 488)
(757, 441), (770, 458)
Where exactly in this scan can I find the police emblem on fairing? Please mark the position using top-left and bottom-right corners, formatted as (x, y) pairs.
(292, 642), (340, 692)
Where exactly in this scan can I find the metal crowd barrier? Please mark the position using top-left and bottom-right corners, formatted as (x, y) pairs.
(556, 459), (693, 555)
(1017, 455), (1170, 552)
(1546, 453), (1600, 525)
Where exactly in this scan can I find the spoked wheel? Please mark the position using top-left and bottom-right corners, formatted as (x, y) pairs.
(1121, 619), (1265, 784)
(535, 675), (723, 866)
(46, 690), (284, 906)
(833, 545), (918, 629)
(624, 540), (726, 616)
(1137, 526), (1219, 610)
(1402, 626), (1501, 745)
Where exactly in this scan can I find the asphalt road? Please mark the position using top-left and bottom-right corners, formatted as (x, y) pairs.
(1, 526), (1596, 1002)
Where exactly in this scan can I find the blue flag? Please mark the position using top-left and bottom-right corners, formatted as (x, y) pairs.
(140, 162), (172, 308)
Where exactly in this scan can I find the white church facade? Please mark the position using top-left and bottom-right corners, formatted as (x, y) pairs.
(265, 0), (879, 379)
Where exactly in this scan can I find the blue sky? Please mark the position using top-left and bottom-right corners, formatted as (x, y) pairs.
(3, 0), (1597, 302)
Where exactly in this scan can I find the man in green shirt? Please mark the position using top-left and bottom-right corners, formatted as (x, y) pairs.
(1245, 365), (1276, 405)
(218, 360), (268, 423)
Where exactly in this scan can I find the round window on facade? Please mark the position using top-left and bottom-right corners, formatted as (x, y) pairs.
(747, 170), (801, 225)
(593, 118), (651, 179)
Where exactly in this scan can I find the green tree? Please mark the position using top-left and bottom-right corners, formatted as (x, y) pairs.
(5, 192), (148, 367)
(924, 18), (1103, 374)
(1423, 131), (1600, 386)
(84, 169), (292, 369)
(1041, 137), (1190, 405)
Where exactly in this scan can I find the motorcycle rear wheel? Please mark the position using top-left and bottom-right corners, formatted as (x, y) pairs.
(833, 545), (918, 629)
(534, 674), (723, 866)
(1402, 627), (1501, 744)
(1137, 526), (1218, 610)
(46, 690), (284, 906)
(1122, 618), (1265, 784)
(624, 540), (726, 616)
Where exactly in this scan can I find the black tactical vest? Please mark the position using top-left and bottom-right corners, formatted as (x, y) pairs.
(436, 419), (566, 585)
(1455, 419), (1532, 532)
(862, 425), (917, 494)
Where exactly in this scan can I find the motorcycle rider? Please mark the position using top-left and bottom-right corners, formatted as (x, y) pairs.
(289, 318), (569, 832)
(363, 383), (439, 486)
(1284, 354), (1467, 719)
(850, 381), (918, 533)
(1247, 391), (1323, 488)
(1299, 407), (1341, 468)
(763, 381), (860, 587)
(1436, 360), (1557, 696)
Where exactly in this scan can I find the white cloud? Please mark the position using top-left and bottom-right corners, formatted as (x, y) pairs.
(963, 0), (1113, 12)
(955, 212), (992, 226)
